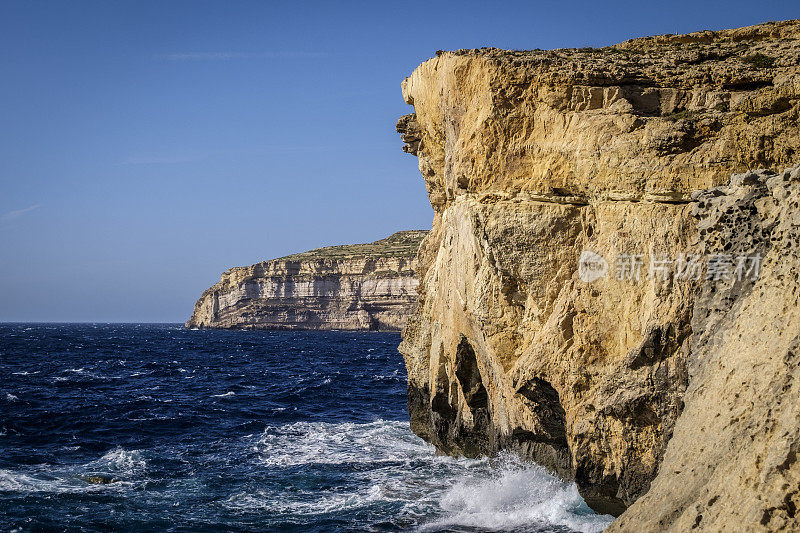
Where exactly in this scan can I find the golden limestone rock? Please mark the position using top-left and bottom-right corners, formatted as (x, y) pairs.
(186, 231), (426, 330)
(397, 20), (800, 529)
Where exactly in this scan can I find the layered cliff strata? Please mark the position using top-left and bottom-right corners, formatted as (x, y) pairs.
(397, 20), (800, 529)
(187, 230), (426, 330)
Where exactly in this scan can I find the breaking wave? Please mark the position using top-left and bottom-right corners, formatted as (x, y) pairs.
(0, 448), (147, 495)
(239, 420), (613, 532)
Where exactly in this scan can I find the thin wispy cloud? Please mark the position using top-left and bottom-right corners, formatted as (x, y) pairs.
(159, 51), (328, 61)
(120, 154), (209, 165)
(1, 204), (41, 223)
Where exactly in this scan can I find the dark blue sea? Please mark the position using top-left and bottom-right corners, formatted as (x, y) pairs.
(0, 324), (611, 532)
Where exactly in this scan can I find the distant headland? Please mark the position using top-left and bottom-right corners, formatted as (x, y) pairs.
(186, 230), (427, 330)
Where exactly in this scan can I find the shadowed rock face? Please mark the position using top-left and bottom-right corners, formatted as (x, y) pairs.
(397, 19), (800, 529)
(186, 231), (427, 330)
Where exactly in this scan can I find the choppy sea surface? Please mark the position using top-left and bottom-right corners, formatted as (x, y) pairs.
(0, 324), (612, 532)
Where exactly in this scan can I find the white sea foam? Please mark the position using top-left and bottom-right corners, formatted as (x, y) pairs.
(0, 469), (53, 492)
(227, 482), (397, 517)
(89, 448), (148, 476)
(5, 393), (19, 402)
(212, 391), (235, 398)
(0, 469), (90, 494)
(425, 460), (612, 533)
(244, 420), (613, 531)
(57, 368), (112, 381)
(0, 465), (133, 494)
(371, 370), (402, 381)
(254, 420), (424, 467)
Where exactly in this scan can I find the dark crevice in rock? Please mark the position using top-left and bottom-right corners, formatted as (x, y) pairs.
(455, 336), (489, 411)
(407, 382), (433, 443)
(627, 321), (691, 371)
(516, 378), (569, 449)
(453, 336), (494, 457)
(511, 378), (574, 481)
(575, 465), (629, 517)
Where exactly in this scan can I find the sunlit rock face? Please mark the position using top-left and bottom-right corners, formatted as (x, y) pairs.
(398, 19), (800, 529)
(187, 231), (427, 331)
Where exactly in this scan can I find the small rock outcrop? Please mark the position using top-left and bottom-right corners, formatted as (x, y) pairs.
(397, 19), (800, 530)
(187, 231), (427, 330)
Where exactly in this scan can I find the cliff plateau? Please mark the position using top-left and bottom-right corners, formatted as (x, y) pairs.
(187, 231), (426, 331)
(397, 20), (800, 530)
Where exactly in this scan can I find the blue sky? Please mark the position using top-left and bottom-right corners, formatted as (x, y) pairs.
(1, 1), (796, 322)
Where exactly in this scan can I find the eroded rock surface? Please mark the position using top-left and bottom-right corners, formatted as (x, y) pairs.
(187, 231), (426, 330)
(610, 166), (800, 531)
(397, 20), (800, 528)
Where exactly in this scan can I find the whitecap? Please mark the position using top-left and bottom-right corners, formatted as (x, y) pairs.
(422, 457), (613, 533)
(58, 368), (112, 381)
(246, 421), (611, 531)
(88, 448), (148, 476)
(253, 420), (430, 467)
(0, 469), (49, 492)
(5, 393), (19, 402)
(0, 468), (129, 494)
(211, 391), (235, 398)
(224, 484), (387, 515)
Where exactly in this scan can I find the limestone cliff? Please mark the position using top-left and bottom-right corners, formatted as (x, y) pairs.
(187, 231), (426, 330)
(397, 20), (800, 529)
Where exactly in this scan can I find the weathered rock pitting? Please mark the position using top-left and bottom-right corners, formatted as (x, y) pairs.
(397, 20), (800, 530)
(608, 166), (800, 531)
(187, 231), (426, 330)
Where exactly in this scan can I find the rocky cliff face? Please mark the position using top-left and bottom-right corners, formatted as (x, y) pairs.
(187, 231), (426, 330)
(397, 20), (800, 529)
